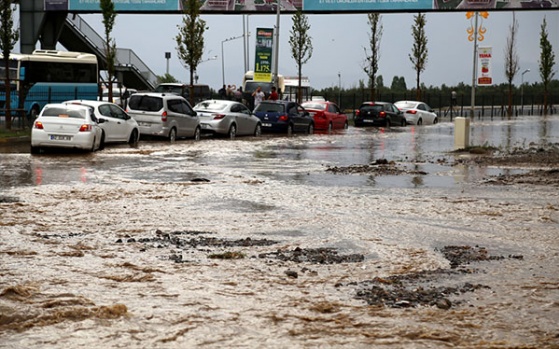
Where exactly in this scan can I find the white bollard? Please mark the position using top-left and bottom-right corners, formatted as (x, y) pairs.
(454, 117), (470, 150)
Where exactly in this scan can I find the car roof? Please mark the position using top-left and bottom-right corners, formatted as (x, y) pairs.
(64, 100), (113, 107)
(44, 103), (90, 110)
(361, 101), (391, 105)
(130, 92), (184, 99)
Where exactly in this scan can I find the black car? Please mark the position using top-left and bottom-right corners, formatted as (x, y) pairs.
(253, 100), (314, 135)
(354, 101), (406, 127)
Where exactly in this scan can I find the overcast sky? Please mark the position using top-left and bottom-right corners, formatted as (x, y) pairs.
(23, 9), (559, 90)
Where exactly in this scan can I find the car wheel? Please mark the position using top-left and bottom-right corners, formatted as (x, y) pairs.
(228, 124), (237, 140)
(169, 127), (177, 142)
(254, 124), (262, 137)
(30, 105), (40, 120)
(287, 124), (294, 136)
(128, 129), (139, 145)
(433, 117), (438, 124)
(308, 123), (314, 135)
(385, 118), (391, 128)
(344, 121), (349, 129)
(401, 118), (406, 127)
(30, 146), (40, 155)
(193, 127), (201, 141)
(417, 118), (423, 126)
(327, 122), (333, 133)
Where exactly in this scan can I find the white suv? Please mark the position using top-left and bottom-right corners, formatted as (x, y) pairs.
(127, 93), (201, 142)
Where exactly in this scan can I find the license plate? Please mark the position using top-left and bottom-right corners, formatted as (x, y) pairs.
(363, 120), (375, 123)
(262, 123), (272, 127)
(201, 124), (209, 129)
(50, 135), (72, 141)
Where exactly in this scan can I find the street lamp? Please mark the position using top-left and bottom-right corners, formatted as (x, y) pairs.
(521, 68), (530, 114)
(165, 52), (171, 75)
(193, 55), (217, 84)
(338, 72), (341, 107)
(221, 35), (244, 86)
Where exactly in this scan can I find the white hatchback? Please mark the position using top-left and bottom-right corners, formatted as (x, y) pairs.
(64, 100), (140, 145)
(31, 103), (104, 153)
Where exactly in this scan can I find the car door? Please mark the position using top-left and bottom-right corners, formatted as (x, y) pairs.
(329, 103), (342, 128)
(232, 103), (252, 135)
(179, 99), (199, 137)
(98, 103), (128, 142)
(287, 103), (304, 132)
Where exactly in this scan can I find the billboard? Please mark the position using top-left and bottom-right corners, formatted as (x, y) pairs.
(45, 0), (558, 13)
(477, 46), (493, 86)
(254, 28), (274, 82)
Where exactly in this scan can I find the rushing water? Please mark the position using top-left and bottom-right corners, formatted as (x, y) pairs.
(1, 116), (558, 348)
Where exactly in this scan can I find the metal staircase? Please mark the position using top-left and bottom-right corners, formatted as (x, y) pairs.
(60, 14), (158, 91)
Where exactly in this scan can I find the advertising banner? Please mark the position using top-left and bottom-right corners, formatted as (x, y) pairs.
(477, 46), (492, 86)
(254, 28), (273, 83)
(46, 0), (558, 13)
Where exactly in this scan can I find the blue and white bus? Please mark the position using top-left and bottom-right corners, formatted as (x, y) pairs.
(1, 50), (98, 119)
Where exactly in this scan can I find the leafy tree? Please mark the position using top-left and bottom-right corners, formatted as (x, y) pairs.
(0, 0), (19, 130)
(376, 75), (384, 89)
(100, 0), (117, 102)
(158, 73), (179, 84)
(363, 13), (383, 101)
(539, 17), (556, 116)
(289, 11), (313, 104)
(504, 12), (520, 117)
(409, 13), (428, 101)
(176, 0), (206, 105)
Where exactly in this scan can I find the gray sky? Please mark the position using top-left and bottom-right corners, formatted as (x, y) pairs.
(30, 10), (559, 90)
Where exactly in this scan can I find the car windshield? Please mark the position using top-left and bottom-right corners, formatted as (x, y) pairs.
(360, 105), (384, 113)
(42, 107), (87, 119)
(302, 102), (326, 110)
(254, 102), (284, 113)
(128, 95), (163, 112)
(154, 85), (183, 95)
(194, 101), (227, 111)
(395, 102), (417, 109)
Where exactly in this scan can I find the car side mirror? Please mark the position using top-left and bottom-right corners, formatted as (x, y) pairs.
(98, 118), (106, 124)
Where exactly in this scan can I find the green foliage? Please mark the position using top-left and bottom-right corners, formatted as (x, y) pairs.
(100, 0), (117, 98)
(539, 17), (556, 115)
(409, 13), (428, 100)
(0, 0), (19, 130)
(289, 11), (313, 103)
(176, 0), (206, 104)
(158, 73), (179, 84)
(363, 13), (383, 100)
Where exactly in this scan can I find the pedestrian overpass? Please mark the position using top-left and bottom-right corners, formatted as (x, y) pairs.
(17, 0), (158, 90)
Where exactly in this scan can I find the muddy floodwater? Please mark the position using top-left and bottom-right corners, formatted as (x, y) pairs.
(1, 116), (558, 348)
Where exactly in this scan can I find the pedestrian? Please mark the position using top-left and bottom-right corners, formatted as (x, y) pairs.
(252, 86), (265, 109)
(268, 86), (279, 101)
(218, 85), (226, 99)
(234, 86), (243, 102)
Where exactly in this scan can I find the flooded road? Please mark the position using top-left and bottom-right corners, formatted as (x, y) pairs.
(1, 115), (558, 348)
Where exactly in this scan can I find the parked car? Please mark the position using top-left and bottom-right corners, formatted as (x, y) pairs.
(354, 101), (406, 127)
(100, 87), (137, 108)
(253, 100), (314, 135)
(301, 100), (348, 131)
(126, 92), (201, 142)
(64, 100), (140, 145)
(31, 103), (104, 153)
(154, 83), (211, 104)
(394, 100), (438, 125)
(193, 99), (262, 139)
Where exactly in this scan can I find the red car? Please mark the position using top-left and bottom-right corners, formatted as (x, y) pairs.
(301, 101), (348, 132)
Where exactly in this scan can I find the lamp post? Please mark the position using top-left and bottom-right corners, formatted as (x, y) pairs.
(165, 52), (171, 75)
(338, 72), (341, 107)
(193, 55), (217, 84)
(521, 68), (530, 114)
(221, 35), (244, 86)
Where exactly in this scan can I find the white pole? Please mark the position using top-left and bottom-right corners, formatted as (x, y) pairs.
(273, 0), (280, 87)
(470, 11), (478, 118)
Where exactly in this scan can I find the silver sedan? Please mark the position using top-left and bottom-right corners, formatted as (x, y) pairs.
(395, 101), (438, 125)
(194, 99), (262, 139)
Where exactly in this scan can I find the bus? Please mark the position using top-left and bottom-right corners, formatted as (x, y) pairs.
(0, 50), (99, 120)
(242, 71), (285, 109)
(283, 76), (312, 103)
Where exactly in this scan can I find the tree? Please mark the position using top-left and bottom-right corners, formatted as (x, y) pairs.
(539, 17), (556, 116)
(504, 12), (520, 117)
(363, 13), (383, 101)
(409, 13), (428, 101)
(100, 0), (117, 102)
(376, 75), (384, 89)
(0, 0), (19, 130)
(289, 11), (313, 104)
(158, 73), (179, 84)
(176, 0), (206, 106)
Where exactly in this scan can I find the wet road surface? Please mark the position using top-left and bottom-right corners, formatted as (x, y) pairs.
(1, 115), (558, 348)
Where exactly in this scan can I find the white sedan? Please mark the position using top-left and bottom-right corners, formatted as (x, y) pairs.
(31, 103), (104, 153)
(394, 101), (438, 125)
(64, 100), (140, 145)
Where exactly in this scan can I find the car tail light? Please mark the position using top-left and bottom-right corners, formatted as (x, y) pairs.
(161, 111), (168, 122)
(316, 112), (325, 119)
(279, 115), (288, 122)
(355, 110), (361, 117)
(406, 110), (417, 114)
(34, 121), (44, 129)
(379, 111), (386, 118)
(79, 124), (93, 132)
(213, 114), (226, 120)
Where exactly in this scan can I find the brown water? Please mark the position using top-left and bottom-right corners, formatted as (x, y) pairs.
(1, 116), (558, 348)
